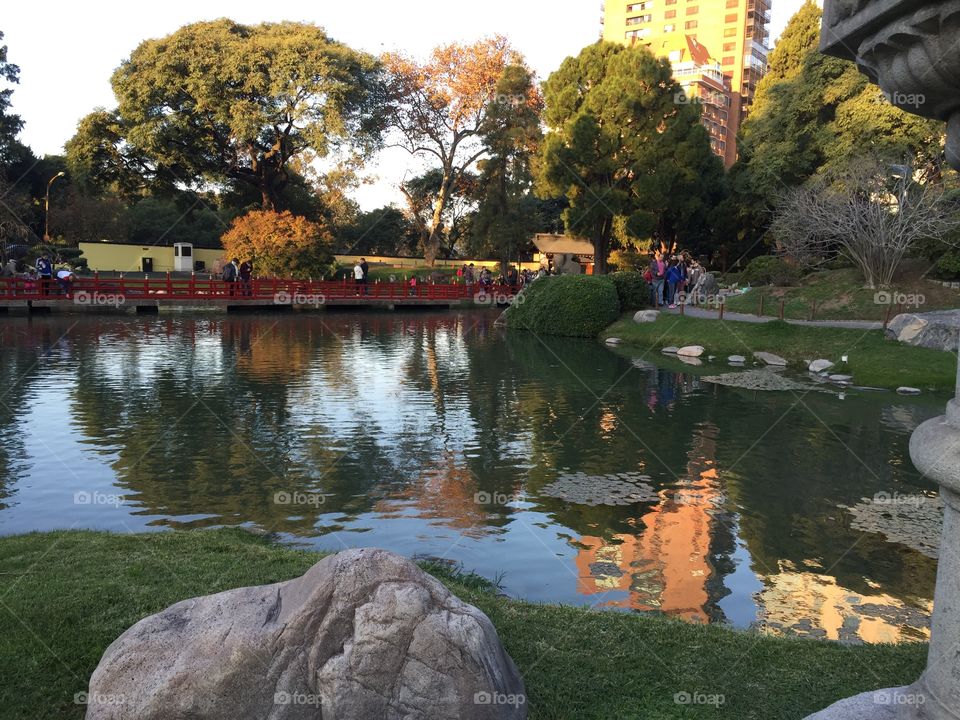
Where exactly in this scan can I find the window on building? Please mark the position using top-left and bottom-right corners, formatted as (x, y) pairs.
(723, 42), (736, 51)
(626, 28), (652, 39)
(722, 56), (735, 65)
(626, 1), (652, 11)
(665, 0), (676, 4)
(725, 13), (738, 22)
(665, 9), (676, 18)
(684, 19), (697, 28)
(626, 14), (652, 24)
(668, 50), (682, 62)
(724, 27), (737, 36)
(726, 0), (738, 6)
(664, 23), (675, 31)
(686, 5), (699, 14)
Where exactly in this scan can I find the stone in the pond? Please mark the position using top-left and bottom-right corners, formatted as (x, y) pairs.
(897, 387), (922, 396)
(605, 337), (622, 346)
(728, 355), (746, 363)
(678, 355), (703, 366)
(633, 310), (659, 323)
(753, 351), (788, 366)
(661, 346), (679, 354)
(808, 359), (834, 373)
(84, 548), (526, 720)
(829, 375), (853, 383)
(677, 345), (705, 358)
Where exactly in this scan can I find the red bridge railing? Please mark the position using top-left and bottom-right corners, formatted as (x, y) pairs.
(0, 274), (520, 303)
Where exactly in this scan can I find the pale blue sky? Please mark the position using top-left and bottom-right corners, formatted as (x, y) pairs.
(4, 0), (803, 208)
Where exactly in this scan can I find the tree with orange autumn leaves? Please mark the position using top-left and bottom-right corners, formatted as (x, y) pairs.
(383, 36), (542, 265)
(221, 210), (336, 279)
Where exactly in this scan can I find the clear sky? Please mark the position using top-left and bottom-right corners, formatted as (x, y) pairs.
(3, 0), (803, 208)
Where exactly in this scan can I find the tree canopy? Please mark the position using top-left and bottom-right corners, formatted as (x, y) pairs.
(384, 36), (540, 264)
(67, 20), (385, 210)
(537, 41), (722, 273)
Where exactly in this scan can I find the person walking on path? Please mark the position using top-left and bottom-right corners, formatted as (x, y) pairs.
(648, 252), (666, 308)
(665, 258), (683, 308)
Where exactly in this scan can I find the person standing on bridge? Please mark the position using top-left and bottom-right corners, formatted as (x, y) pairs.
(222, 258), (239, 296)
(36, 254), (53, 296)
(360, 258), (369, 295)
(239, 259), (253, 296)
(353, 261), (364, 295)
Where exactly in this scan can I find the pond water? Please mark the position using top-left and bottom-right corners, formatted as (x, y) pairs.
(0, 311), (943, 643)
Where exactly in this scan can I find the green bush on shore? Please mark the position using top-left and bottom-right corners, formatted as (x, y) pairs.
(503, 275), (621, 337)
(741, 256), (800, 287)
(609, 271), (650, 311)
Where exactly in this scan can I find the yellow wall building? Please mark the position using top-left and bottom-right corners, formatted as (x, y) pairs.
(602, 0), (771, 166)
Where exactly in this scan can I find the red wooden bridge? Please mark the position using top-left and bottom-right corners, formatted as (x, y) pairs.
(0, 275), (520, 313)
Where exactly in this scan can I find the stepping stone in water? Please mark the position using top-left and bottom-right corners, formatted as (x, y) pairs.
(897, 386), (922, 395)
(754, 351), (787, 366)
(661, 346), (679, 354)
(829, 374), (853, 382)
(605, 337), (622, 346)
(808, 359), (834, 373)
(677, 345), (705, 357)
(728, 355), (746, 363)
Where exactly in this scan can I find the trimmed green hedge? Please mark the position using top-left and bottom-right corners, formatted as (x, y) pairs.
(503, 275), (621, 337)
(609, 271), (649, 311)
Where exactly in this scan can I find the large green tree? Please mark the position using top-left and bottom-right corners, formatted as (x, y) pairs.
(67, 20), (385, 210)
(0, 30), (23, 168)
(537, 41), (721, 273)
(471, 65), (542, 272)
(727, 0), (944, 262)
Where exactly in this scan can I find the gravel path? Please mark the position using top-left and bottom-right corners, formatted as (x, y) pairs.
(661, 305), (883, 330)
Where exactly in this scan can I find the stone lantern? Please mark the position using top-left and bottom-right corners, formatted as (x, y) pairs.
(810, 3), (960, 717)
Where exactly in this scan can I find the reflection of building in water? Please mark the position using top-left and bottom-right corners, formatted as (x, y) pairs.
(574, 427), (727, 622)
(755, 564), (932, 643)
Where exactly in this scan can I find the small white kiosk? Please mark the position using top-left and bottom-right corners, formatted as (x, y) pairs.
(173, 243), (194, 272)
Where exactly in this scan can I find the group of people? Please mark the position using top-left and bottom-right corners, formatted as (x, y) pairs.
(0, 255), (77, 296)
(352, 258), (370, 294)
(456, 264), (537, 287)
(645, 251), (708, 309)
(221, 257), (254, 295)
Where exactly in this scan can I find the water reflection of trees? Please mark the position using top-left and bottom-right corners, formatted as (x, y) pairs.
(2, 312), (941, 637)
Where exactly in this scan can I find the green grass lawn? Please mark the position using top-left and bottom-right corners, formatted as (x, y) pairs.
(723, 263), (960, 322)
(0, 529), (926, 720)
(604, 314), (956, 391)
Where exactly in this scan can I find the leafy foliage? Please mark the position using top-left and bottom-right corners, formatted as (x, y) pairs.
(536, 41), (722, 273)
(0, 30), (24, 167)
(221, 210), (336, 279)
(503, 275), (620, 337)
(740, 256), (801, 287)
(608, 271), (650, 310)
(385, 36), (538, 264)
(67, 20), (384, 210)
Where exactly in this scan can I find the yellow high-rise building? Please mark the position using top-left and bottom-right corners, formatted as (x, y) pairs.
(601, 0), (771, 167)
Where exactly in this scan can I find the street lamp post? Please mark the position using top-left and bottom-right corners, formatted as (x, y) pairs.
(43, 171), (65, 243)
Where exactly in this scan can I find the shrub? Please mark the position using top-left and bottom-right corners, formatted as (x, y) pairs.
(503, 275), (620, 337)
(741, 256), (800, 287)
(221, 210), (336, 279)
(609, 271), (649, 310)
(933, 250), (960, 280)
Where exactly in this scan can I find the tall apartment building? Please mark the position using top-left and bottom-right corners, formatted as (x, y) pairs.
(601, 0), (771, 167)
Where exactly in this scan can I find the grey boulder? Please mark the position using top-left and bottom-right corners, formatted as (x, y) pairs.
(661, 346), (679, 354)
(886, 310), (960, 351)
(808, 359), (834, 373)
(727, 355), (746, 364)
(754, 351), (788, 366)
(633, 310), (659, 323)
(676, 345), (705, 358)
(897, 387), (922, 396)
(85, 548), (525, 720)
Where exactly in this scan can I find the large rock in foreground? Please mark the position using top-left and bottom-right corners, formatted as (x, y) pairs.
(86, 548), (526, 720)
(887, 310), (960, 351)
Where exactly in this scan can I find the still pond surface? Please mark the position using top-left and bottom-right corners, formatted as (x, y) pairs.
(0, 311), (943, 643)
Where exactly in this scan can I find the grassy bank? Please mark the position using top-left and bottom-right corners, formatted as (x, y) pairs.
(0, 529), (925, 719)
(604, 314), (956, 391)
(723, 264), (960, 322)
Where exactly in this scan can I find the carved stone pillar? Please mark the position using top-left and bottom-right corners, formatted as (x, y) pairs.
(807, 2), (960, 717)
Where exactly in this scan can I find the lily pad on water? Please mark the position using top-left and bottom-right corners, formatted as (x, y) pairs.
(701, 369), (815, 392)
(541, 471), (660, 506)
(841, 494), (943, 558)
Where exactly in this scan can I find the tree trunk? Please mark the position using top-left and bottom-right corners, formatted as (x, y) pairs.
(593, 216), (613, 275)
